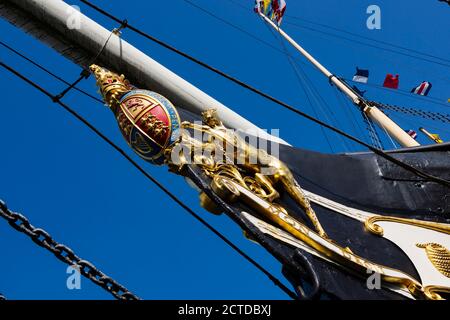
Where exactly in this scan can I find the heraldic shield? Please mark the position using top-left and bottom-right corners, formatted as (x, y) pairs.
(90, 64), (181, 164)
(117, 90), (181, 164)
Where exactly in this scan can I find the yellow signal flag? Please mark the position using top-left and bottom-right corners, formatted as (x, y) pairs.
(419, 127), (445, 144)
(431, 134), (444, 144)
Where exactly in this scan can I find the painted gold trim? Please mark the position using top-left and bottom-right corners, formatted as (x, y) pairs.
(211, 176), (427, 299)
(365, 215), (450, 237)
(424, 285), (450, 300)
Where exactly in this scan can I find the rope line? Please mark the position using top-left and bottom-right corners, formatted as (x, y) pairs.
(0, 40), (103, 103)
(77, 0), (450, 188)
(283, 21), (450, 87)
(52, 69), (91, 102)
(212, 1), (450, 105)
(344, 77), (450, 108)
(284, 15), (450, 66)
(225, 0), (450, 67)
(372, 101), (450, 124)
(283, 21), (450, 71)
(263, 18), (336, 153)
(0, 60), (298, 300)
(361, 111), (384, 150)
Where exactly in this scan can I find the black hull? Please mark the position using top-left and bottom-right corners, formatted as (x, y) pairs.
(185, 141), (450, 300)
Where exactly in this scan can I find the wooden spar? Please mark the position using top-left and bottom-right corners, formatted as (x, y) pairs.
(259, 13), (420, 148)
(0, 0), (288, 145)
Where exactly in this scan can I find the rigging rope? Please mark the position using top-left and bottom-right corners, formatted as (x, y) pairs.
(0, 40), (103, 104)
(283, 21), (450, 87)
(371, 101), (450, 124)
(380, 122), (399, 150)
(344, 77), (450, 108)
(79, 0), (450, 188)
(0, 40), (300, 297)
(183, 0), (286, 56)
(0, 200), (139, 300)
(361, 112), (384, 150)
(283, 21), (450, 71)
(284, 15), (450, 66)
(220, 0), (450, 102)
(382, 111), (450, 136)
(223, 0), (450, 82)
(333, 90), (365, 151)
(0, 61), (298, 300)
(263, 19), (336, 153)
(52, 19), (128, 102)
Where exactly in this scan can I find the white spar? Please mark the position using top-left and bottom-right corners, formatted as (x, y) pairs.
(0, 0), (288, 145)
(259, 13), (420, 148)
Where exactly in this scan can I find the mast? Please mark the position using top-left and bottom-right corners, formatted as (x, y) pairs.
(420, 127), (444, 144)
(259, 13), (420, 148)
(0, 0), (287, 145)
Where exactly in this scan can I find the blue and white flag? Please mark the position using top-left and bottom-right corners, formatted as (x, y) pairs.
(352, 67), (369, 84)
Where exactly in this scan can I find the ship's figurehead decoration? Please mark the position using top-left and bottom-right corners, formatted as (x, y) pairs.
(90, 65), (327, 237)
(90, 65), (450, 300)
(90, 65), (181, 164)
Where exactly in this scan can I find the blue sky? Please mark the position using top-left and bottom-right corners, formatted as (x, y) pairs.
(0, 0), (449, 299)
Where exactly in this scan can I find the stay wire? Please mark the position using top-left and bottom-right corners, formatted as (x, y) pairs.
(80, 0), (448, 109)
(361, 111), (384, 150)
(0, 39), (103, 104)
(0, 60), (298, 301)
(380, 121), (399, 150)
(263, 18), (336, 153)
(344, 77), (450, 108)
(290, 58), (450, 109)
(222, 0), (450, 94)
(0, 8), (380, 152)
(336, 91), (371, 148)
(285, 15), (450, 66)
(332, 89), (362, 151)
(78, 0), (450, 188)
(283, 21), (450, 84)
(182, 0), (287, 56)
(223, 0), (450, 80)
(384, 109), (450, 136)
(282, 20), (450, 71)
(285, 54), (352, 152)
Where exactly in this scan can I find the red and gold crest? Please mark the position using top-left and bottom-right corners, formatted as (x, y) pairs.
(116, 90), (181, 164)
(89, 65), (181, 164)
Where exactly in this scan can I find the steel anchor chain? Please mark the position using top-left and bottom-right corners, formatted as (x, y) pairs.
(0, 199), (140, 300)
